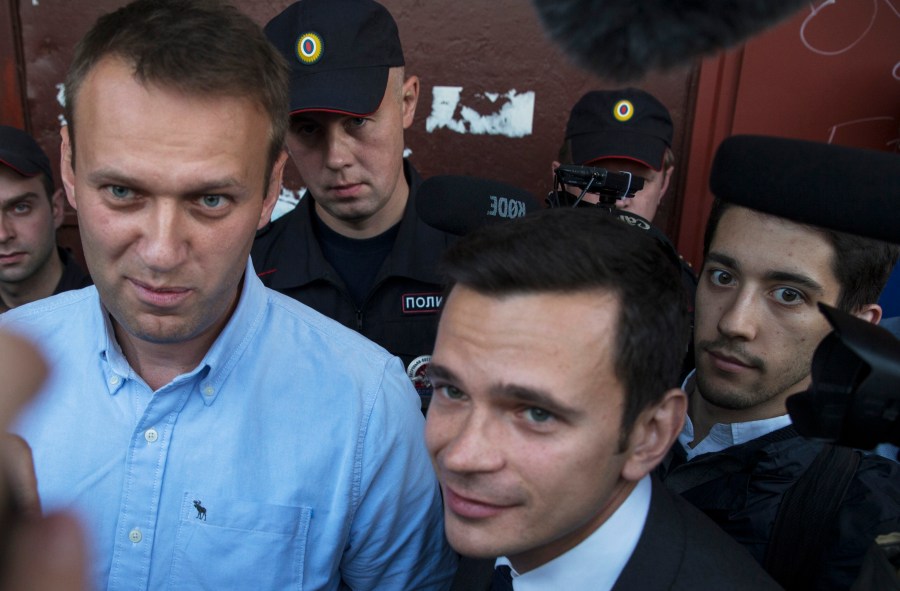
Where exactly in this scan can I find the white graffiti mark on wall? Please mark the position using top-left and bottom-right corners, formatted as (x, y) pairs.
(56, 83), (67, 127)
(271, 186), (305, 221)
(426, 86), (534, 138)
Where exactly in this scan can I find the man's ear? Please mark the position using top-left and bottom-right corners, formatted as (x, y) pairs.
(258, 148), (289, 230)
(400, 74), (420, 130)
(658, 165), (674, 201)
(59, 126), (77, 211)
(49, 189), (65, 230)
(853, 303), (883, 325)
(621, 388), (686, 482)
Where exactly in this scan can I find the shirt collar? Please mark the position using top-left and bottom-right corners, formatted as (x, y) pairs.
(679, 369), (793, 460)
(497, 475), (651, 591)
(98, 258), (267, 403)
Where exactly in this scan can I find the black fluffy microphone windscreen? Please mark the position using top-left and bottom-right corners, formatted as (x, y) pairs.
(531, 0), (806, 81)
(416, 175), (541, 236)
(710, 135), (900, 244)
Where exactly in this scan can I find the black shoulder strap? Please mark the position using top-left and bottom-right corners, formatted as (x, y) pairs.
(764, 443), (861, 590)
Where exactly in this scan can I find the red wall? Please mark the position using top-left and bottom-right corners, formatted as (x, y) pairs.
(679, 1), (900, 267)
(2, 1), (897, 272)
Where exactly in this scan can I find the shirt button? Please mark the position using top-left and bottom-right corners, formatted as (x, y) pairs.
(203, 386), (215, 396)
(129, 528), (142, 543)
(144, 428), (159, 443)
(109, 375), (120, 386)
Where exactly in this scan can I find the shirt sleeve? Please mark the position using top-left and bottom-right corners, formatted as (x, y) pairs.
(340, 356), (457, 590)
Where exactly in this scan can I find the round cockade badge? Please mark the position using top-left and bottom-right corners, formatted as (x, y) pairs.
(613, 99), (634, 122)
(296, 32), (324, 65)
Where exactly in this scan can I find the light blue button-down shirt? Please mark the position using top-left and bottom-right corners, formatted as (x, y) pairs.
(5, 262), (455, 590)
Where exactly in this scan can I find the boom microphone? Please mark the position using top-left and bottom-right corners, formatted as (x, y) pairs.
(530, 0), (806, 81)
(417, 175), (541, 236)
(710, 135), (900, 245)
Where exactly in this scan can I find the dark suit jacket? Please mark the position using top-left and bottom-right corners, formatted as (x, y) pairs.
(449, 476), (780, 590)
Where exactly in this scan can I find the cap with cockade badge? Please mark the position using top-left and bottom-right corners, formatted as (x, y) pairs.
(565, 89), (673, 171)
(0, 125), (53, 181)
(264, 0), (405, 117)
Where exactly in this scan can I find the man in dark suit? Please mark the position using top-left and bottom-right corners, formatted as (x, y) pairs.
(425, 208), (779, 590)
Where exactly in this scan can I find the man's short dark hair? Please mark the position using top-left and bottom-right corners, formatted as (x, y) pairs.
(64, 0), (290, 181)
(703, 199), (900, 313)
(440, 208), (690, 449)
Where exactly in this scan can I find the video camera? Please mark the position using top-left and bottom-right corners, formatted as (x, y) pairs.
(787, 304), (900, 450)
(547, 164), (645, 209)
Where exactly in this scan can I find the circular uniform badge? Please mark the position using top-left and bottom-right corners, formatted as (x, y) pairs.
(296, 32), (324, 65)
(407, 355), (434, 399)
(613, 99), (634, 122)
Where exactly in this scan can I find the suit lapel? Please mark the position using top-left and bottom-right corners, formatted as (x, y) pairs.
(611, 476), (681, 590)
(450, 556), (496, 591)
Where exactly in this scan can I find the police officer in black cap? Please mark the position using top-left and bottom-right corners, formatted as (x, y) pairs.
(0, 126), (90, 312)
(551, 89), (697, 331)
(253, 0), (454, 411)
(553, 89), (676, 224)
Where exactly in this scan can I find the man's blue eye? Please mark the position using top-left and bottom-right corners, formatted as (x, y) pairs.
(525, 408), (553, 423)
(202, 195), (224, 208)
(109, 186), (132, 199)
(441, 385), (464, 399)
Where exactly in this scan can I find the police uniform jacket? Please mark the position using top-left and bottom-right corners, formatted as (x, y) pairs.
(56, 247), (92, 293)
(251, 161), (455, 403)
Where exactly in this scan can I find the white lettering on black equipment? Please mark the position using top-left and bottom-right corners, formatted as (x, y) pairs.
(619, 215), (651, 230)
(487, 195), (527, 219)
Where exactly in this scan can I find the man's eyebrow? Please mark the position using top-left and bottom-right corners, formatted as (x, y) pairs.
(290, 115), (320, 125)
(490, 383), (582, 419)
(764, 271), (824, 294)
(707, 251), (824, 293)
(429, 362), (583, 418)
(0, 192), (39, 209)
(705, 252), (739, 271)
(86, 168), (244, 195)
(426, 363), (457, 383)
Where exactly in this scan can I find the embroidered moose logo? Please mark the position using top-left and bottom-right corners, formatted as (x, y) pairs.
(193, 500), (207, 521)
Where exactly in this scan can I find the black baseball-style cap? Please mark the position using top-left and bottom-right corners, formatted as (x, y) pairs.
(265, 0), (405, 117)
(565, 89), (673, 171)
(0, 125), (53, 181)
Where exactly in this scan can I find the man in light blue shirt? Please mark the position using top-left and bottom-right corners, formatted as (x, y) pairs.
(1, 1), (454, 589)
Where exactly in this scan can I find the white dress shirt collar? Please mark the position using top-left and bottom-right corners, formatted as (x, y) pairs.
(679, 370), (793, 460)
(496, 474), (652, 591)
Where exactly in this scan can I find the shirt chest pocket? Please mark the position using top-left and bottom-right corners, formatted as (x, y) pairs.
(168, 492), (312, 590)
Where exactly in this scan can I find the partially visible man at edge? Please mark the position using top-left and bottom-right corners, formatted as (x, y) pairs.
(659, 135), (900, 590)
(2, 0), (454, 589)
(0, 125), (90, 312)
(253, 0), (455, 411)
